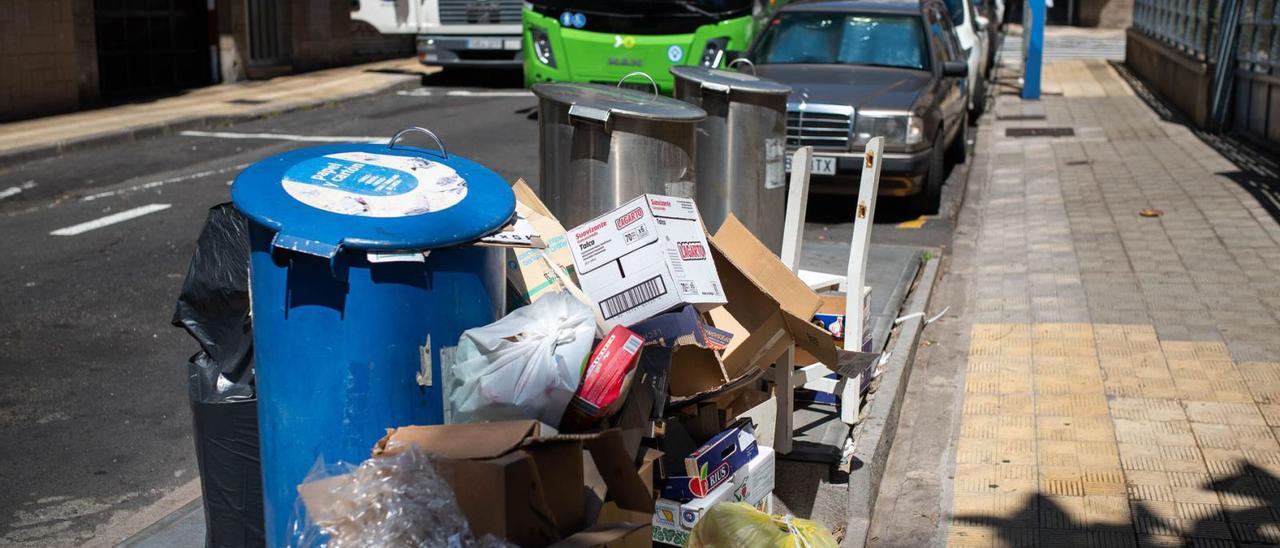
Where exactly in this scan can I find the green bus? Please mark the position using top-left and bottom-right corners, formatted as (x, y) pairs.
(523, 0), (784, 94)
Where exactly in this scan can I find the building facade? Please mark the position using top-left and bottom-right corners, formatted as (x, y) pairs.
(0, 0), (409, 122)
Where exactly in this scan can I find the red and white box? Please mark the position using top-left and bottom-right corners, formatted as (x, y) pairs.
(567, 194), (726, 327)
(565, 325), (646, 426)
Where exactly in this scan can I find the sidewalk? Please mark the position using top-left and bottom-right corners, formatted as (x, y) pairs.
(868, 57), (1280, 546)
(0, 58), (434, 166)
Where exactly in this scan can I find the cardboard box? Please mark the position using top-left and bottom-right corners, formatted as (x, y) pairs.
(628, 305), (752, 410)
(564, 326), (646, 428)
(372, 420), (653, 547)
(652, 446), (776, 546)
(567, 194), (726, 327)
(506, 180), (577, 306)
(806, 288), (872, 355)
(660, 420), (759, 500)
(708, 216), (839, 379)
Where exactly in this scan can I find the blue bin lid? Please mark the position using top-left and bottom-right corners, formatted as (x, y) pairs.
(231, 133), (515, 255)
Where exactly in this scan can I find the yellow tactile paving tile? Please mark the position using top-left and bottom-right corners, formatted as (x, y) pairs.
(948, 323), (1280, 546)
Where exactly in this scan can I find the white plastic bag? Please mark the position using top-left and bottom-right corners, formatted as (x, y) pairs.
(448, 291), (595, 425)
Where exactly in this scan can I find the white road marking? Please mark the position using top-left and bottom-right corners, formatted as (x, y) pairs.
(179, 130), (384, 143)
(0, 180), (36, 201)
(396, 88), (533, 97)
(51, 203), (172, 236)
(81, 164), (249, 202)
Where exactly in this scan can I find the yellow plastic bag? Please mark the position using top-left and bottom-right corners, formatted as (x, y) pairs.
(688, 502), (839, 548)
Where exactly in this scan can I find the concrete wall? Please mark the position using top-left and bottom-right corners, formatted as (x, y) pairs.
(288, 0), (353, 71)
(1076, 0), (1134, 28)
(1125, 29), (1213, 127)
(0, 0), (97, 122)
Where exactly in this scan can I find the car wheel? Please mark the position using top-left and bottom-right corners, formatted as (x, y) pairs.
(913, 132), (946, 214)
(969, 77), (987, 118)
(947, 114), (968, 165)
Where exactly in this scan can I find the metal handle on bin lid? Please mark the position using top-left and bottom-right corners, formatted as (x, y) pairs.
(270, 233), (349, 282)
(728, 58), (756, 75)
(617, 71), (660, 99)
(388, 126), (448, 159)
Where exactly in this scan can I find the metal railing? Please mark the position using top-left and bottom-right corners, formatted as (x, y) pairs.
(1133, 0), (1221, 59)
(1235, 0), (1280, 75)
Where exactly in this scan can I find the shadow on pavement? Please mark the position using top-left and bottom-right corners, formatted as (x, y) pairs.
(421, 67), (525, 89)
(951, 461), (1280, 545)
(1110, 61), (1280, 225)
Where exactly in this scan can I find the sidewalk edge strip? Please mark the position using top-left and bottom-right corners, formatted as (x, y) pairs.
(843, 252), (943, 548)
(0, 75), (420, 169)
(113, 497), (202, 548)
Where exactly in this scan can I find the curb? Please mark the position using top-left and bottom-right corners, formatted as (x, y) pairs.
(114, 498), (202, 548)
(0, 75), (422, 169)
(843, 253), (942, 548)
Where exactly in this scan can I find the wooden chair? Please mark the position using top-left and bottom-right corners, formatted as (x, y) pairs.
(773, 138), (883, 454)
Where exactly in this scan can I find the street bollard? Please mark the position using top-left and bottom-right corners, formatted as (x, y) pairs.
(229, 128), (514, 546)
(1022, 0), (1045, 99)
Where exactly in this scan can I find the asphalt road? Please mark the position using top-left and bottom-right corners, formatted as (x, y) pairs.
(0, 68), (964, 545)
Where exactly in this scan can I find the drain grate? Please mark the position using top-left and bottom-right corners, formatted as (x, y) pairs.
(227, 98), (270, 105)
(1006, 127), (1075, 138)
(996, 113), (1047, 121)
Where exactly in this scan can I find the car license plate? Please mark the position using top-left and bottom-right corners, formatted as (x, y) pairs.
(466, 38), (503, 50)
(785, 155), (837, 175)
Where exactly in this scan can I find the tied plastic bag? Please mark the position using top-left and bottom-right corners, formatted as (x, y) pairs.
(448, 291), (595, 425)
(688, 502), (839, 548)
(288, 446), (513, 548)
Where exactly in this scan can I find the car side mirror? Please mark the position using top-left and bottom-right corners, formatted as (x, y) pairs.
(942, 61), (968, 77)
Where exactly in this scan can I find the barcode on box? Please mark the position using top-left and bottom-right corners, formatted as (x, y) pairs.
(600, 275), (667, 320)
(622, 334), (643, 354)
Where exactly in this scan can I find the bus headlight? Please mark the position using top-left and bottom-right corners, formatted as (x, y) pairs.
(854, 113), (924, 148)
(531, 26), (556, 68)
(700, 38), (729, 67)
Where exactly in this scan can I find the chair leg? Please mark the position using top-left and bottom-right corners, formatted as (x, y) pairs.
(839, 375), (860, 425)
(774, 346), (795, 454)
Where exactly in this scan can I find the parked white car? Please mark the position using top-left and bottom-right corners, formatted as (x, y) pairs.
(943, 0), (990, 116)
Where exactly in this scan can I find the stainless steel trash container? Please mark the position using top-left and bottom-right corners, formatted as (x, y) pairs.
(671, 66), (791, 253)
(532, 81), (707, 228)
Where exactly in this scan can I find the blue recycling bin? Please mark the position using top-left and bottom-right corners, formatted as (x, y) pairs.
(229, 128), (515, 546)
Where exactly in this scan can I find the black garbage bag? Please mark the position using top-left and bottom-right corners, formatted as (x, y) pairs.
(174, 203), (254, 385)
(173, 203), (264, 548)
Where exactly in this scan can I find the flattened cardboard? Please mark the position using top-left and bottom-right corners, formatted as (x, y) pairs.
(373, 421), (652, 547)
(507, 179), (577, 306)
(374, 419), (540, 459)
(709, 216), (839, 372)
(550, 522), (650, 548)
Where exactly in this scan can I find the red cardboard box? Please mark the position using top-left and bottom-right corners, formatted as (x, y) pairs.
(564, 326), (646, 428)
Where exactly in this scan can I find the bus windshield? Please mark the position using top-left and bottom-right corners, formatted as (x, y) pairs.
(528, 0), (755, 34)
(752, 13), (929, 71)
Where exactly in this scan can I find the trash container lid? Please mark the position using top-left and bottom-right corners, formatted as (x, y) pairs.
(670, 66), (792, 96)
(230, 138), (515, 252)
(532, 83), (706, 123)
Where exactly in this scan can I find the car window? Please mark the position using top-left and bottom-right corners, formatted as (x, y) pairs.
(935, 5), (964, 58)
(925, 6), (958, 65)
(752, 12), (929, 70)
(942, 0), (966, 25)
